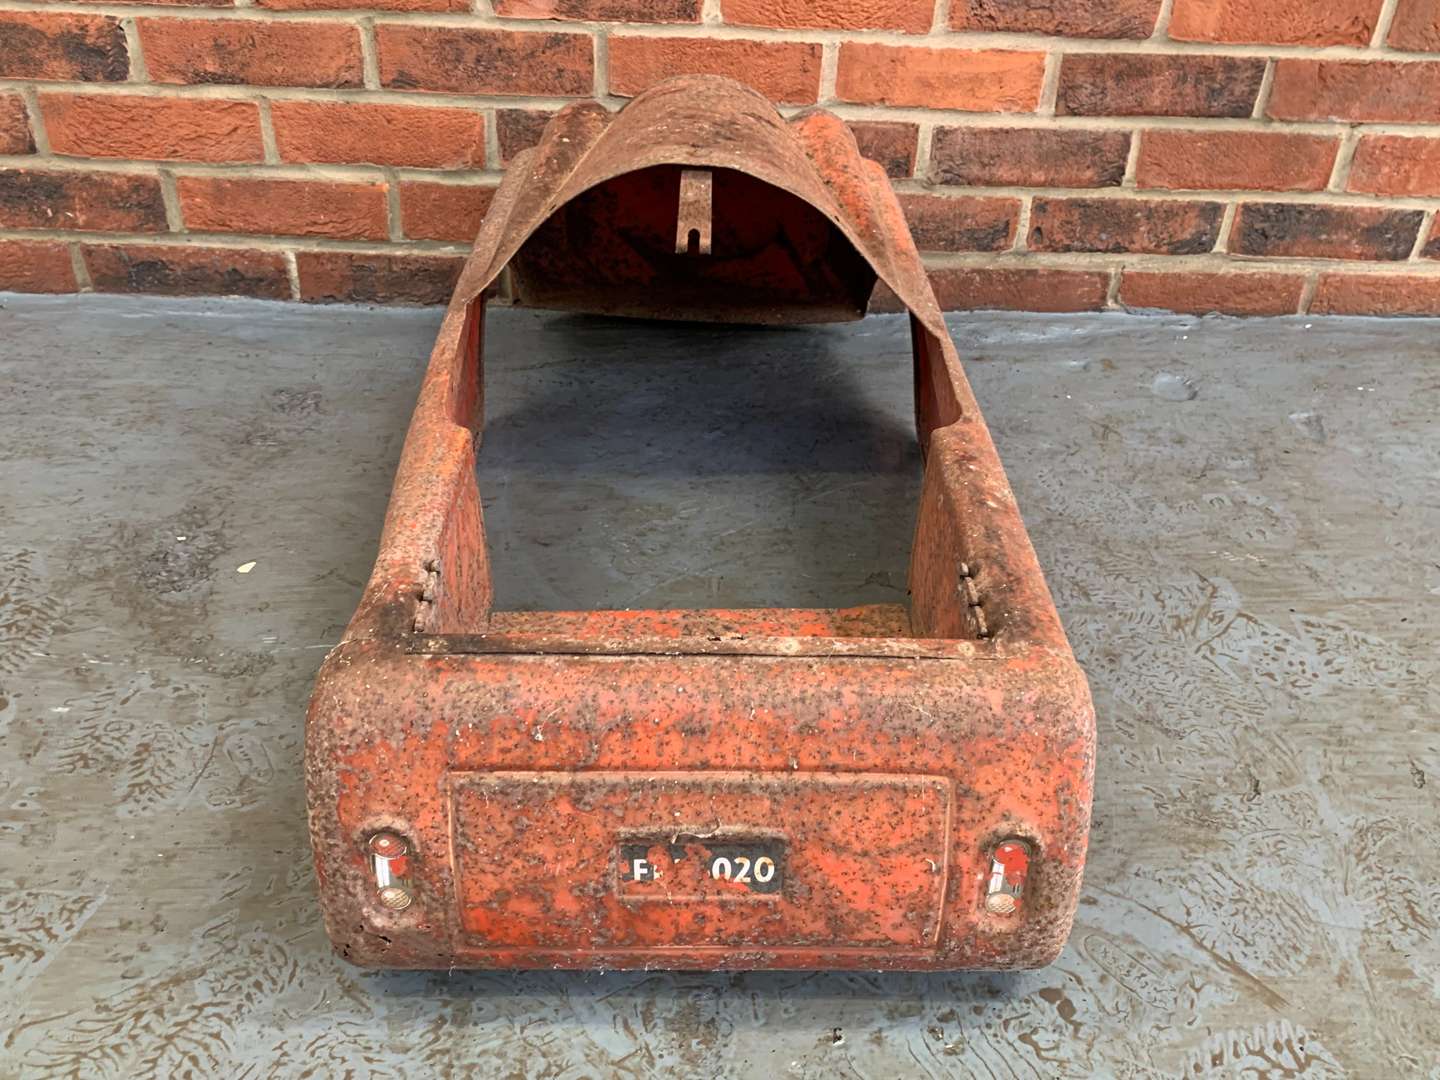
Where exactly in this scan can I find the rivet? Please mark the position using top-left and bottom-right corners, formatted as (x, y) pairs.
(378, 885), (413, 911)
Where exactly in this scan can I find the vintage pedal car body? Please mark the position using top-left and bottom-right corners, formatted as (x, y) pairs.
(306, 76), (1094, 971)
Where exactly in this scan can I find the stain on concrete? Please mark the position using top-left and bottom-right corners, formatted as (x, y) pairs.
(135, 505), (228, 597)
(1152, 370), (1199, 401)
(270, 386), (323, 418)
(0, 549), (64, 678)
(1289, 409), (1327, 442)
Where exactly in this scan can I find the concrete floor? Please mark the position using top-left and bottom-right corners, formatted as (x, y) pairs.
(1, 293), (1437, 1078)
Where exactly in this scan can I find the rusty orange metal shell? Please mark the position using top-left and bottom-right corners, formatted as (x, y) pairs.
(306, 76), (1094, 971)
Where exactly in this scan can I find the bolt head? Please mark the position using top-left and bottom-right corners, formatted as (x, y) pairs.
(377, 885), (413, 911)
(368, 831), (409, 858)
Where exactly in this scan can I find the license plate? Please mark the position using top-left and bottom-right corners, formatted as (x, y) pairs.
(619, 836), (785, 899)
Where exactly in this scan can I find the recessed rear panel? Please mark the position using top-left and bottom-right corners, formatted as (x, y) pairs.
(449, 771), (952, 955)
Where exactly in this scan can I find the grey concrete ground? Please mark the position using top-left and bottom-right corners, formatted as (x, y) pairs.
(0, 293), (1437, 1078)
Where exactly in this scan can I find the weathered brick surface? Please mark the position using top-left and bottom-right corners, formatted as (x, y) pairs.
(1269, 60), (1440, 122)
(0, 13), (128, 83)
(1169, 0), (1381, 46)
(724, 0), (935, 33)
(399, 182), (497, 241)
(84, 243), (291, 298)
(272, 101), (486, 169)
(1233, 203), (1424, 260)
(1311, 273), (1440, 314)
(1058, 54), (1266, 116)
(178, 176), (389, 240)
(2, 2), (1438, 315)
(898, 193), (1019, 252)
(0, 239), (76, 292)
(1135, 130), (1340, 191)
(259, 0), (466, 9)
(497, 109), (560, 162)
(1029, 198), (1224, 254)
(848, 121), (918, 179)
(1119, 270), (1307, 314)
(499, 0), (698, 19)
(379, 26), (594, 96)
(1348, 135), (1440, 196)
(42, 94), (264, 163)
(0, 94), (35, 155)
(931, 127), (1130, 187)
(140, 19), (363, 88)
(488, 111), (539, 163)
(952, 0), (1161, 38)
(837, 44), (1045, 111)
(610, 36), (821, 103)
(1389, 0), (1440, 50)
(0, 169), (166, 231)
(929, 268), (1111, 311)
(297, 251), (465, 304)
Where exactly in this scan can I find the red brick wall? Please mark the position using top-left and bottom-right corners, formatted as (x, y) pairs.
(3, 0), (1440, 314)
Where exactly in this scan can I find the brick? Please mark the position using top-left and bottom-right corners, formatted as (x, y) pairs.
(1269, 60), (1440, 122)
(1029, 198), (1223, 254)
(928, 267), (1110, 312)
(84, 243), (290, 299)
(258, 0), (465, 8)
(898, 194), (1018, 252)
(272, 102), (485, 169)
(836, 45), (1045, 111)
(952, 0), (1161, 38)
(139, 19), (362, 88)
(1136, 130), (1339, 192)
(1169, 0), (1380, 46)
(1233, 203), (1423, 261)
(0, 13), (128, 82)
(42, 94), (263, 164)
(497, 0), (699, 20)
(0, 170), (166, 232)
(1348, 135), (1440, 196)
(0, 240), (77, 292)
(379, 26), (593, 97)
(1427, 218), (1440, 258)
(177, 176), (388, 240)
(297, 251), (464, 304)
(723, 0), (935, 33)
(1058, 54), (1265, 117)
(1, 94), (35, 155)
(1119, 270), (1306, 315)
(498, 109), (560, 162)
(1312, 273), (1440, 314)
(931, 127), (1129, 187)
(848, 121), (918, 179)
(1389, 0), (1440, 50)
(609, 36), (821, 104)
(400, 182), (497, 242)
